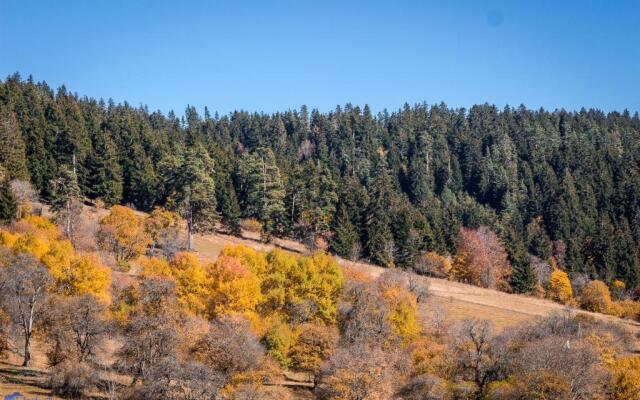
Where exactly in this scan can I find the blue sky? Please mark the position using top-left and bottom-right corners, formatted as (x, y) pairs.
(1, 0), (639, 115)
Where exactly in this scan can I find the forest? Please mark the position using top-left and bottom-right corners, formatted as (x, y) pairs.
(1, 73), (640, 399)
(2, 73), (640, 293)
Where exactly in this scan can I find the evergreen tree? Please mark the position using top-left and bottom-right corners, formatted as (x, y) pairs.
(0, 166), (16, 222)
(218, 176), (241, 236)
(50, 163), (82, 245)
(163, 145), (217, 250)
(0, 108), (29, 180)
(85, 129), (123, 206)
(238, 148), (286, 242)
(365, 152), (395, 267)
(330, 203), (360, 260)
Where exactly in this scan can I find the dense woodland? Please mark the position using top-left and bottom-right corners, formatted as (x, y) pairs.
(2, 73), (640, 293)
(2, 73), (640, 399)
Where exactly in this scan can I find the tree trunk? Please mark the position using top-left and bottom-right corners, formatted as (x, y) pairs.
(22, 334), (31, 367)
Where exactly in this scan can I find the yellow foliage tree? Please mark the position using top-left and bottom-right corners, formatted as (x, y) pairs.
(0, 217), (111, 303)
(12, 233), (49, 258)
(262, 249), (344, 324)
(380, 287), (420, 341)
(580, 280), (613, 313)
(290, 324), (338, 373)
(207, 255), (262, 318)
(98, 205), (151, 266)
(138, 255), (172, 278)
(169, 252), (211, 315)
(60, 254), (111, 304)
(547, 269), (573, 304)
(144, 207), (183, 250)
(219, 245), (268, 276)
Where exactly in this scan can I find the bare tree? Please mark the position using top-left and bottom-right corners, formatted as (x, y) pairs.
(9, 179), (37, 219)
(115, 278), (184, 384)
(42, 294), (109, 364)
(450, 319), (499, 399)
(0, 254), (52, 366)
(192, 315), (265, 376)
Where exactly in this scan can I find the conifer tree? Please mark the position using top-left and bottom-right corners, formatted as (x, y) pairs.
(0, 109), (29, 180)
(238, 148), (286, 242)
(0, 166), (17, 222)
(365, 152), (395, 267)
(85, 129), (123, 206)
(330, 203), (360, 260)
(50, 163), (82, 245)
(163, 145), (217, 250)
(218, 177), (241, 236)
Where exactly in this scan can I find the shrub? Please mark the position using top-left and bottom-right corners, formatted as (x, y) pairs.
(290, 324), (339, 372)
(580, 280), (613, 313)
(610, 356), (640, 400)
(48, 361), (99, 398)
(241, 218), (263, 233)
(262, 322), (294, 368)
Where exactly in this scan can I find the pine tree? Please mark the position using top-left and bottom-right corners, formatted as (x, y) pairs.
(163, 145), (217, 250)
(330, 203), (360, 260)
(0, 109), (30, 180)
(50, 163), (82, 245)
(218, 176), (241, 236)
(295, 161), (338, 250)
(0, 166), (17, 222)
(85, 129), (123, 206)
(238, 148), (286, 242)
(365, 152), (395, 267)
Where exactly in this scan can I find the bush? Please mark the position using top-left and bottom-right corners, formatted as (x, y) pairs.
(48, 361), (99, 398)
(262, 322), (294, 368)
(290, 324), (339, 372)
(241, 218), (263, 233)
(579, 280), (613, 313)
(610, 356), (640, 400)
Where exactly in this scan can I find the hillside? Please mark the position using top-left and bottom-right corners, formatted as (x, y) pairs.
(194, 230), (640, 342)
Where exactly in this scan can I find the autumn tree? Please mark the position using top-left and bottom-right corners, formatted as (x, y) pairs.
(42, 294), (109, 365)
(610, 356), (640, 400)
(316, 343), (405, 400)
(145, 207), (184, 257)
(207, 255), (262, 318)
(580, 280), (613, 313)
(547, 269), (573, 304)
(98, 205), (151, 267)
(116, 278), (185, 383)
(9, 179), (37, 219)
(450, 319), (499, 399)
(452, 226), (512, 290)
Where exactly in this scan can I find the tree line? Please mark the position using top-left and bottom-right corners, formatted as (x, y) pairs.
(1, 73), (640, 296)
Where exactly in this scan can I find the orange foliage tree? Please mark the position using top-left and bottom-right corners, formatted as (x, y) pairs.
(207, 255), (263, 318)
(452, 226), (511, 290)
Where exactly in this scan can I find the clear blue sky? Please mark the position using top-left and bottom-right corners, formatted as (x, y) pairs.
(1, 0), (639, 115)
